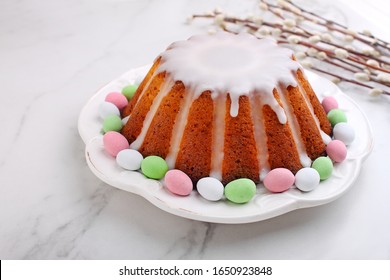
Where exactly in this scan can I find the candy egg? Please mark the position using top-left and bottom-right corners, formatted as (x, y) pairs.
(321, 96), (338, 113)
(164, 169), (193, 196)
(116, 149), (143, 170)
(141, 156), (168, 179)
(196, 177), (224, 201)
(121, 84), (138, 100)
(333, 122), (355, 145)
(105, 92), (128, 110)
(103, 115), (123, 133)
(263, 168), (295, 193)
(103, 131), (129, 157)
(312, 156), (333, 180)
(98, 102), (120, 119)
(224, 178), (256, 204)
(326, 140), (347, 162)
(327, 109), (347, 127)
(295, 168), (320, 192)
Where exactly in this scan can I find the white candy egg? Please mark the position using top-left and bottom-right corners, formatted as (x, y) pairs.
(99, 101), (120, 119)
(333, 122), (355, 145)
(295, 167), (320, 192)
(116, 149), (144, 170)
(196, 177), (224, 201)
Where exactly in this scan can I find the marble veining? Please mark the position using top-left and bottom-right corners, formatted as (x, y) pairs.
(161, 222), (216, 259)
(23, 186), (116, 259)
(0, 0), (390, 260)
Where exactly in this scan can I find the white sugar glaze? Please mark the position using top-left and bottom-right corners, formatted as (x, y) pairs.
(157, 32), (300, 119)
(130, 76), (175, 151)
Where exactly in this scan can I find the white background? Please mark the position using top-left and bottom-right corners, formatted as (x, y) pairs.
(0, 0), (390, 259)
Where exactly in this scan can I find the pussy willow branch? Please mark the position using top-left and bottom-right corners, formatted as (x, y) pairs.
(283, 0), (390, 49)
(259, 0), (390, 66)
(262, 0), (389, 51)
(264, 0), (390, 70)
(312, 67), (375, 91)
(190, 0), (390, 96)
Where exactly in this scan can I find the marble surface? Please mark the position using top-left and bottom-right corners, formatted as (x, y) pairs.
(0, 0), (389, 259)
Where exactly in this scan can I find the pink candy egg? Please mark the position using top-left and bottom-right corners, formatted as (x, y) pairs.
(103, 131), (129, 157)
(164, 169), (193, 196)
(326, 140), (347, 162)
(264, 168), (295, 193)
(322, 96), (338, 113)
(105, 92), (128, 110)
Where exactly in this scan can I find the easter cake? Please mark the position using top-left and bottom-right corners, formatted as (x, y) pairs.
(121, 32), (331, 183)
(99, 32), (355, 204)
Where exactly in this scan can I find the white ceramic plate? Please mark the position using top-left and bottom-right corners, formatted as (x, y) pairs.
(78, 66), (373, 224)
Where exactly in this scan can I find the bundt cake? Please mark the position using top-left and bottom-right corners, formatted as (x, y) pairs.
(121, 32), (332, 184)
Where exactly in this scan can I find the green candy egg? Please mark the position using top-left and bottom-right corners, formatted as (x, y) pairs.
(312, 156), (333, 180)
(224, 178), (256, 204)
(327, 109), (347, 127)
(103, 115), (123, 133)
(141, 156), (168, 180)
(121, 84), (138, 100)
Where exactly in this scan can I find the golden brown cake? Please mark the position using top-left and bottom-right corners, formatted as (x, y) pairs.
(121, 32), (332, 184)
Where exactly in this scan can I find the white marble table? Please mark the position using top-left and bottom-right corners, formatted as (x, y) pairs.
(1, 0), (389, 259)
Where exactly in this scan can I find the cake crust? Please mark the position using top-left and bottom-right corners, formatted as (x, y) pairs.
(175, 92), (214, 182)
(222, 96), (260, 184)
